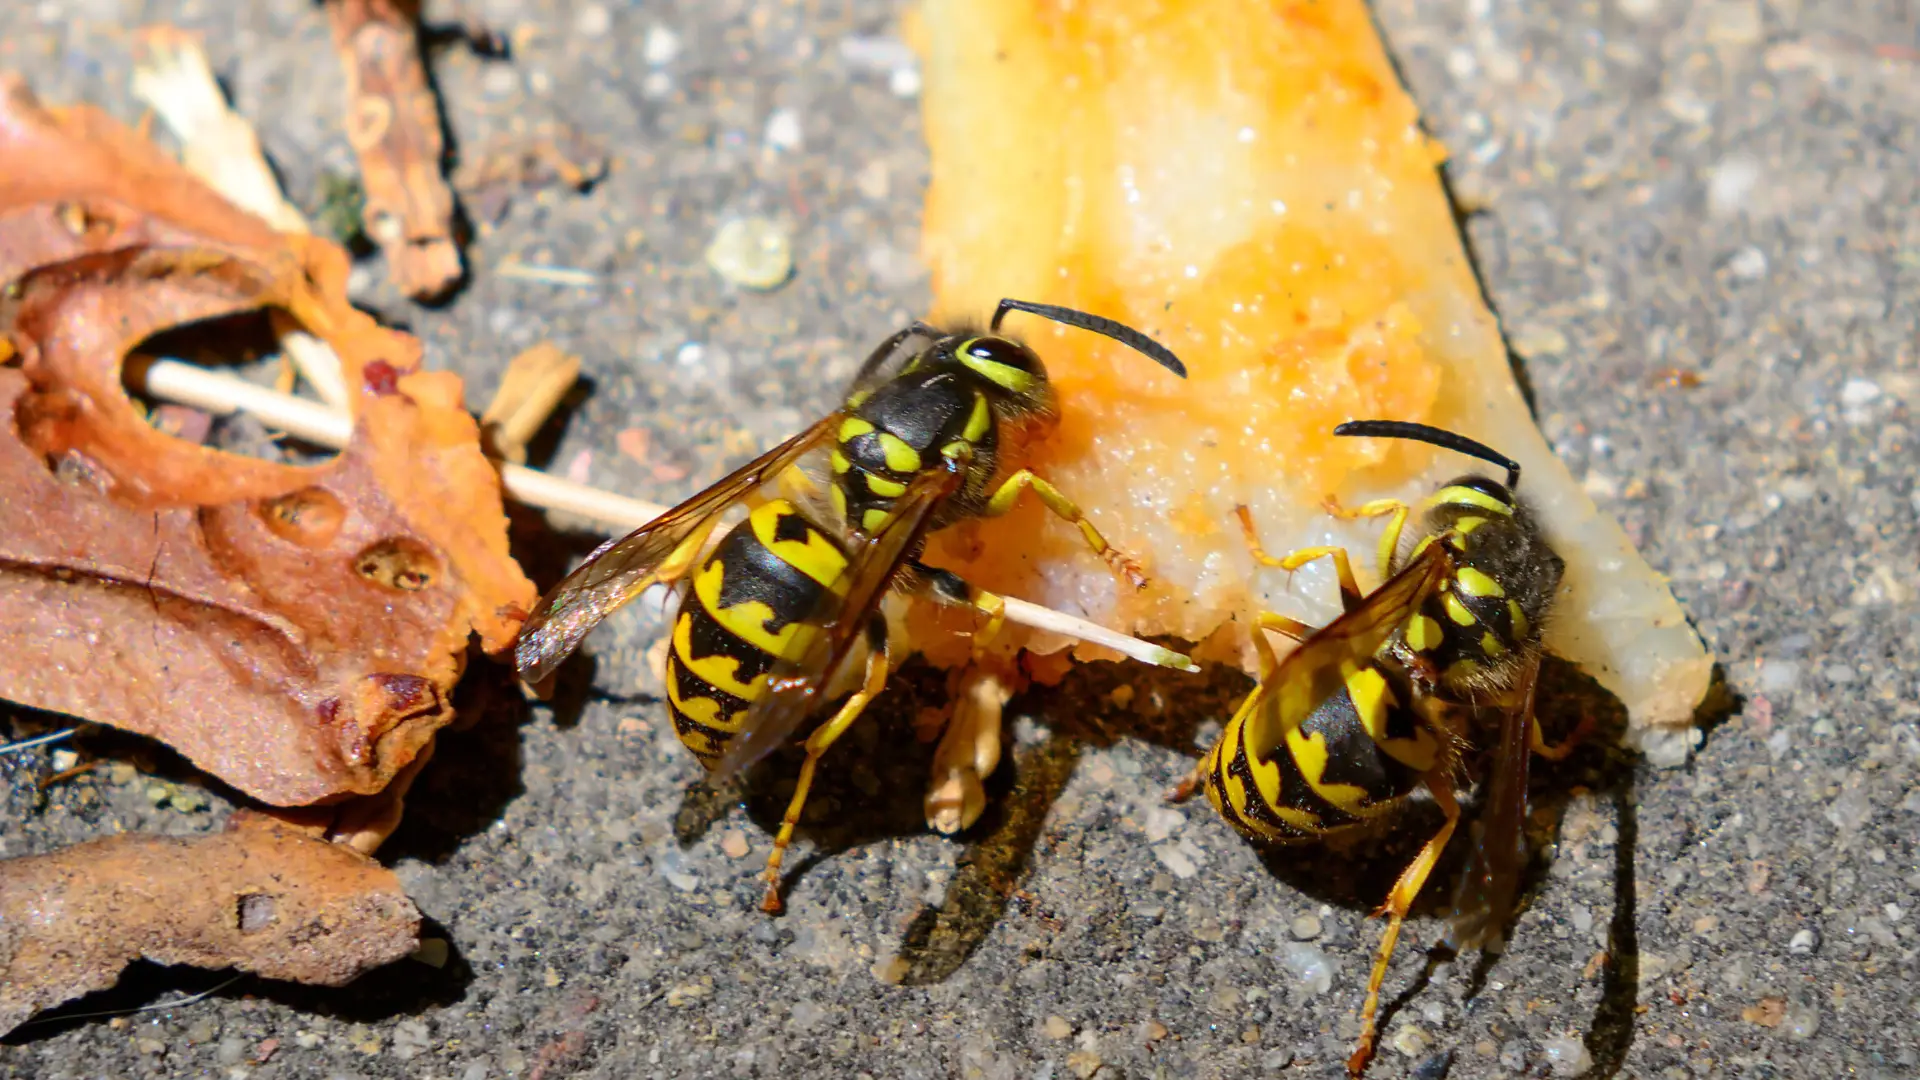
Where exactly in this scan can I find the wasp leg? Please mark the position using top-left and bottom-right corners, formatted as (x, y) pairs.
(1530, 710), (1596, 762)
(1349, 773), (1461, 1078)
(982, 470), (1146, 589)
(759, 638), (891, 915)
(910, 562), (1008, 648)
(1254, 611), (1317, 644)
(1324, 497), (1411, 583)
(1236, 506), (1366, 611)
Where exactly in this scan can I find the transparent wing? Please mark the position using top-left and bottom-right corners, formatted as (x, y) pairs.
(1242, 542), (1452, 754)
(513, 415), (842, 684)
(848, 321), (942, 397)
(711, 461), (964, 779)
(1443, 653), (1541, 951)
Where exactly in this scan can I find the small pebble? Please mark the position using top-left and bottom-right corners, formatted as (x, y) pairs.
(1726, 245), (1768, 280)
(409, 938), (450, 968)
(1289, 913), (1323, 940)
(1066, 1050), (1102, 1079)
(573, 4), (610, 36)
(720, 831), (750, 858)
(1783, 998), (1820, 1040)
(145, 782), (171, 806)
(135, 1037), (166, 1056)
(643, 26), (681, 65)
(1706, 154), (1760, 218)
(1788, 928), (1818, 954)
(1279, 941), (1334, 996)
(665, 981), (711, 1006)
(764, 108), (803, 153)
(704, 217), (793, 290)
(1043, 1015), (1073, 1040)
(49, 749), (78, 772)
(1543, 1035), (1593, 1076)
(1390, 1024), (1433, 1057)
(169, 786), (209, 812)
(1412, 1050), (1455, 1080)
(216, 1037), (247, 1066)
(1152, 842), (1198, 879)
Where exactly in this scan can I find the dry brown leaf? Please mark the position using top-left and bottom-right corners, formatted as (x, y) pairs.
(478, 341), (581, 465)
(0, 76), (534, 810)
(326, 0), (462, 300)
(454, 126), (609, 227)
(0, 811), (420, 1036)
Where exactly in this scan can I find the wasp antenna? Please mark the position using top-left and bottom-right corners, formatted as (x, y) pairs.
(991, 298), (1188, 379)
(1334, 419), (1522, 489)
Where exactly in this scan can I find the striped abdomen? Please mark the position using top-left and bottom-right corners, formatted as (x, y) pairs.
(1202, 660), (1438, 843)
(662, 500), (849, 767)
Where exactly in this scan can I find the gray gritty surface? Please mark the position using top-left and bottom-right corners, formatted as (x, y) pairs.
(1, 1), (1917, 1078)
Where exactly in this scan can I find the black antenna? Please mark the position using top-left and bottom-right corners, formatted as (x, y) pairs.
(991, 298), (1188, 379)
(1334, 420), (1522, 489)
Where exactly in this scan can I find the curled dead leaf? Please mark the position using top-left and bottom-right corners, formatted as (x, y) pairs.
(0, 77), (533, 810)
(0, 811), (420, 1036)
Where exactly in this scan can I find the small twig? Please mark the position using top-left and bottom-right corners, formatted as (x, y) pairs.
(495, 258), (601, 287)
(126, 358), (1198, 671)
(0, 728), (76, 756)
(21, 974), (246, 1027)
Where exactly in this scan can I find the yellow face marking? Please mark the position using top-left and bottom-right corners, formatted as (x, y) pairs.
(830, 449), (851, 474)
(1453, 515), (1489, 534)
(865, 473), (907, 498)
(862, 507), (891, 533)
(1455, 566), (1505, 598)
(877, 432), (921, 474)
(1344, 664), (1394, 741)
(670, 612), (766, 701)
(1426, 485), (1515, 516)
(1443, 593), (1477, 626)
(839, 417), (875, 441)
(962, 392), (992, 443)
(1405, 613), (1443, 652)
(956, 338), (1037, 394)
(748, 501), (849, 590)
(1480, 631), (1507, 658)
(1508, 599), (1531, 640)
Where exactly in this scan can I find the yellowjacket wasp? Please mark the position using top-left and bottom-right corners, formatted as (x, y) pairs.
(1176, 419), (1587, 1076)
(516, 299), (1186, 912)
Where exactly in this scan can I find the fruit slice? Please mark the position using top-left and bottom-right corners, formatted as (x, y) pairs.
(906, 0), (1710, 733)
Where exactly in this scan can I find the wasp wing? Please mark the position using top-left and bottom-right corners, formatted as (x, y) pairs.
(1241, 542), (1452, 755)
(514, 415), (843, 684)
(710, 461), (964, 780)
(1443, 652), (1541, 951)
(847, 321), (944, 397)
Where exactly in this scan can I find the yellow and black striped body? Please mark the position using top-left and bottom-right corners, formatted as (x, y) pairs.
(830, 335), (1053, 537)
(663, 500), (851, 767)
(1200, 657), (1441, 843)
(1393, 475), (1562, 694)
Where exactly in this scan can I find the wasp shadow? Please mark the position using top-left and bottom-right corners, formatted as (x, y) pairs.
(661, 648), (1229, 983)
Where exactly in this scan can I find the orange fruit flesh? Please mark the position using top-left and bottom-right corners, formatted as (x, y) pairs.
(905, 0), (1469, 667)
